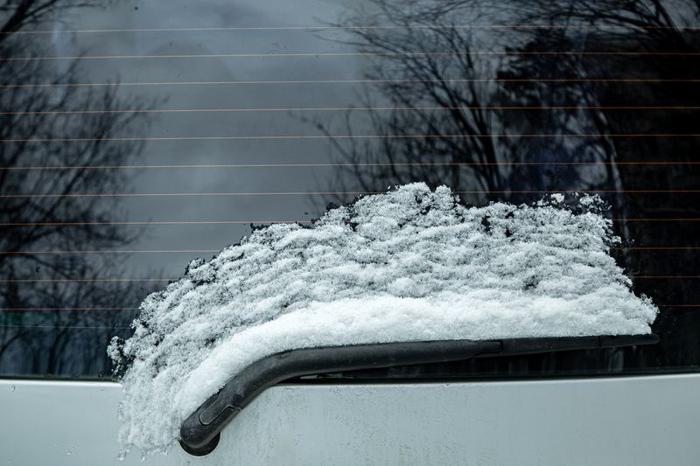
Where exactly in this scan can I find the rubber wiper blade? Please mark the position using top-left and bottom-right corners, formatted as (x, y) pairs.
(179, 334), (658, 456)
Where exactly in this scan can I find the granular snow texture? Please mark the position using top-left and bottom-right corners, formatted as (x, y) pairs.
(109, 183), (657, 453)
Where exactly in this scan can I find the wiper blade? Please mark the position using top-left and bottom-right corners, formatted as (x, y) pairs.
(179, 334), (658, 456)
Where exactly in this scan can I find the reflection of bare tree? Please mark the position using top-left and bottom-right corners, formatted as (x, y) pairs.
(317, 0), (638, 209)
(500, 0), (700, 227)
(0, 0), (154, 376)
(321, 0), (700, 229)
(318, 0), (507, 207)
(513, 0), (700, 36)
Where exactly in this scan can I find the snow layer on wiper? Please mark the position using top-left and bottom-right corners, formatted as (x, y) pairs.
(109, 183), (657, 453)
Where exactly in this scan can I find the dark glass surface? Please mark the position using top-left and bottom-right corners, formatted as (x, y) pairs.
(1, 0), (699, 378)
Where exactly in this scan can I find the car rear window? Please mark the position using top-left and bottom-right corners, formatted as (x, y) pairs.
(1, 0), (699, 378)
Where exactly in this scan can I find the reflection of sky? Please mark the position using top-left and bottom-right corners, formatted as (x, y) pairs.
(35, 0), (375, 275)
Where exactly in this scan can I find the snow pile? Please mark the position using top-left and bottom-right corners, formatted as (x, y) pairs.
(109, 183), (657, 453)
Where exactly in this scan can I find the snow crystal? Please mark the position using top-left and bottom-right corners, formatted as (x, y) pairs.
(109, 182), (657, 453)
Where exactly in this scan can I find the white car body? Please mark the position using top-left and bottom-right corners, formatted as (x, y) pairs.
(2, 374), (699, 465)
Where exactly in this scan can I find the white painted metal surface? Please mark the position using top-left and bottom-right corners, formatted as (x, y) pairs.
(1, 375), (699, 465)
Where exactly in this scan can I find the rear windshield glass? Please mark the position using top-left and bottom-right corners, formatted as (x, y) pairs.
(1, 0), (699, 378)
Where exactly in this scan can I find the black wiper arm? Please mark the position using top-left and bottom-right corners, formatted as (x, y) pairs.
(179, 334), (658, 456)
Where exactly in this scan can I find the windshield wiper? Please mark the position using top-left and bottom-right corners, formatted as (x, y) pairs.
(179, 334), (658, 456)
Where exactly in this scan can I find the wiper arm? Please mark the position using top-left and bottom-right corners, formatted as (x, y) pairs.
(179, 334), (658, 456)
